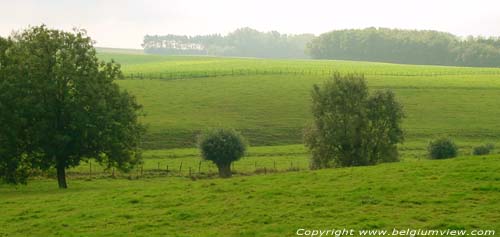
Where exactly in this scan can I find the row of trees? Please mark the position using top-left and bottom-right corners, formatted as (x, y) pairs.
(144, 27), (500, 67)
(307, 27), (500, 67)
(142, 27), (314, 58)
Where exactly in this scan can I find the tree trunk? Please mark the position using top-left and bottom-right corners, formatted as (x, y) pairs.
(56, 164), (68, 189)
(217, 163), (232, 178)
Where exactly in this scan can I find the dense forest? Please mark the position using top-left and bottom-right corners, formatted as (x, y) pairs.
(143, 27), (500, 67)
(307, 28), (500, 67)
(142, 27), (314, 59)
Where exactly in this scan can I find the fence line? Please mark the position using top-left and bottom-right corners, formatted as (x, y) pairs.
(63, 159), (306, 180)
(119, 68), (500, 81)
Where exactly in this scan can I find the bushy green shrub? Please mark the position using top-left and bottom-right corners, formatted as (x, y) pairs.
(472, 144), (494, 156)
(428, 138), (458, 159)
(197, 128), (247, 178)
(305, 73), (404, 168)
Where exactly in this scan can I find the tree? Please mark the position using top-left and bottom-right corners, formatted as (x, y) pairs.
(197, 128), (247, 178)
(304, 73), (404, 168)
(0, 26), (145, 188)
(428, 138), (458, 159)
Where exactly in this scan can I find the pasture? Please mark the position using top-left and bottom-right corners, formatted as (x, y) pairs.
(2, 51), (500, 236)
(1, 155), (499, 236)
(96, 52), (500, 150)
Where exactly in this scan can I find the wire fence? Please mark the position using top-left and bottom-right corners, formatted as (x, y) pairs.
(50, 159), (308, 180)
(120, 68), (500, 81)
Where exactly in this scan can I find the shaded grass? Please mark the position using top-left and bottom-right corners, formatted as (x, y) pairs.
(115, 74), (500, 149)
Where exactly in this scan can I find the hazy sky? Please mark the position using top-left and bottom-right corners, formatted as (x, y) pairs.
(1, 0), (499, 49)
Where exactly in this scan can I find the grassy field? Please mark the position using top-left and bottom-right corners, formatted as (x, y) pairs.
(97, 52), (500, 76)
(93, 52), (500, 149)
(2, 52), (500, 236)
(61, 142), (497, 180)
(1, 155), (499, 236)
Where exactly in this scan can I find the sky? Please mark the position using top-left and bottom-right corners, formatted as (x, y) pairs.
(1, 0), (499, 49)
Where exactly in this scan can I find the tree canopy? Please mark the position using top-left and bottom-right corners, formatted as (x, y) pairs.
(307, 27), (500, 67)
(0, 26), (145, 188)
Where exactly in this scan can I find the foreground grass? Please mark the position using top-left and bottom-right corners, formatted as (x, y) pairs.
(1, 155), (499, 236)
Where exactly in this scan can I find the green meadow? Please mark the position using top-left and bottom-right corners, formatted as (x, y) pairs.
(2, 51), (500, 236)
(1, 155), (499, 236)
(95, 52), (500, 149)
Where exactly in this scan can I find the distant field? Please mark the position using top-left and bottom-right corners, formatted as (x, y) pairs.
(95, 52), (500, 150)
(96, 47), (145, 55)
(2, 155), (499, 236)
(98, 52), (500, 76)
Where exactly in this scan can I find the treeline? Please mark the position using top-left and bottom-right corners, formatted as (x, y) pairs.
(307, 27), (500, 67)
(142, 27), (314, 59)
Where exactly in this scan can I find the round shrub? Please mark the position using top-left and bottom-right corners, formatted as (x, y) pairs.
(472, 144), (494, 156)
(197, 128), (247, 178)
(428, 138), (458, 159)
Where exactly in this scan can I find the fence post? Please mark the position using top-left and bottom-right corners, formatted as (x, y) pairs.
(166, 165), (169, 174)
(198, 161), (202, 173)
(179, 161), (183, 174)
(89, 161), (92, 179)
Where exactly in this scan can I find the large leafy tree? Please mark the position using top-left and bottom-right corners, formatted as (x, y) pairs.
(304, 73), (404, 168)
(0, 26), (145, 188)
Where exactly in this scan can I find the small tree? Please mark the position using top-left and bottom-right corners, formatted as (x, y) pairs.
(0, 26), (145, 188)
(428, 138), (458, 159)
(304, 73), (404, 168)
(197, 128), (247, 178)
(472, 144), (494, 156)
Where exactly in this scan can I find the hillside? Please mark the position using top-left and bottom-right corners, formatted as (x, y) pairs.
(1, 155), (498, 236)
(97, 52), (500, 150)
